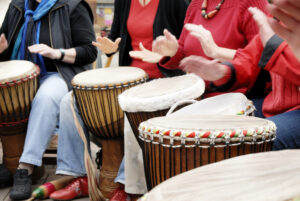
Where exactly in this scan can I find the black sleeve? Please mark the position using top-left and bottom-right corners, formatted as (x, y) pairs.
(70, 2), (97, 66)
(108, 0), (121, 42)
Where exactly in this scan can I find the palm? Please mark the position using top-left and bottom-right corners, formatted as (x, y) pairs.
(152, 29), (178, 57)
(92, 36), (121, 54)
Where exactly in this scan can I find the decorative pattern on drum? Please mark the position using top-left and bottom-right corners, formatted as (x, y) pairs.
(138, 115), (276, 189)
(118, 74), (205, 141)
(0, 61), (40, 128)
(72, 67), (148, 139)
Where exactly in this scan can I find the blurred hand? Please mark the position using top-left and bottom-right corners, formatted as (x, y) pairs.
(267, 0), (300, 61)
(185, 24), (219, 59)
(28, 44), (61, 60)
(179, 55), (226, 81)
(92, 36), (121, 54)
(129, 42), (163, 63)
(152, 29), (178, 57)
(248, 7), (274, 46)
(0, 34), (8, 54)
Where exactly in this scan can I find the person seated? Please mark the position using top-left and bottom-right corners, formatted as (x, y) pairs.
(179, 7), (300, 151)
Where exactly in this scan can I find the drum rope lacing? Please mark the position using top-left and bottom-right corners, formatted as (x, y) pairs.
(72, 77), (148, 90)
(0, 67), (40, 88)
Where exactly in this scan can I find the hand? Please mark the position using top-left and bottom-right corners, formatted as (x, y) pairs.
(129, 42), (163, 63)
(28, 44), (61, 60)
(92, 36), (121, 54)
(179, 55), (226, 81)
(0, 34), (8, 54)
(152, 29), (178, 57)
(185, 24), (219, 59)
(248, 7), (275, 47)
(267, 0), (300, 61)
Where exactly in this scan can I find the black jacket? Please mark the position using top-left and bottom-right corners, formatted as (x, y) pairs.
(108, 0), (189, 77)
(0, 0), (96, 90)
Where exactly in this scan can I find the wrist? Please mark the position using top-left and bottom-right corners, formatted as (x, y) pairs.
(57, 48), (65, 61)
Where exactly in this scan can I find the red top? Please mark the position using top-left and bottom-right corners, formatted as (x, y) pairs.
(160, 0), (267, 95)
(127, 0), (163, 79)
(219, 35), (300, 117)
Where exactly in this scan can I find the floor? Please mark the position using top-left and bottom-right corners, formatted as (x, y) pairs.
(0, 139), (100, 201)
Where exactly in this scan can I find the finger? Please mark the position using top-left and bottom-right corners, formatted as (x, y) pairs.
(114, 37), (121, 46)
(163, 29), (175, 40)
(96, 36), (104, 43)
(248, 7), (267, 25)
(184, 23), (200, 32)
(267, 3), (298, 31)
(209, 59), (220, 64)
(139, 42), (149, 52)
(190, 31), (205, 42)
(129, 51), (146, 59)
(92, 41), (102, 48)
(272, 0), (300, 21)
(267, 17), (292, 40)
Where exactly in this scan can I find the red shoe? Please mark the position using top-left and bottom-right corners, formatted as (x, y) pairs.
(50, 177), (88, 200)
(110, 185), (131, 201)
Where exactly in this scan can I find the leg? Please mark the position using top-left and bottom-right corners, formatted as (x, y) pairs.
(19, 72), (68, 167)
(10, 73), (68, 200)
(267, 109), (300, 150)
(56, 91), (90, 176)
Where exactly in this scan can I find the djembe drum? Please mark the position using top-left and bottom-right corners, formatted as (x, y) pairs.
(118, 74), (205, 142)
(0, 60), (39, 173)
(72, 67), (148, 198)
(140, 150), (300, 201)
(139, 115), (276, 189)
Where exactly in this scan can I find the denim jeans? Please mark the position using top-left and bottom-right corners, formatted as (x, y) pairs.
(20, 72), (68, 166)
(56, 92), (89, 176)
(252, 99), (300, 150)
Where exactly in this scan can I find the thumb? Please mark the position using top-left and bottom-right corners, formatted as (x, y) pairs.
(139, 42), (147, 51)
(114, 37), (121, 46)
(164, 29), (174, 40)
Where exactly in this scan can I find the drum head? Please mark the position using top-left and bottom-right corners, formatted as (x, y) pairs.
(140, 150), (300, 201)
(170, 93), (254, 116)
(72, 67), (148, 87)
(143, 114), (273, 132)
(0, 60), (37, 83)
(119, 74), (205, 112)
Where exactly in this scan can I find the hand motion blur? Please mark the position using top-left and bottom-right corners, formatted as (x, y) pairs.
(28, 44), (61, 60)
(179, 55), (227, 81)
(129, 29), (178, 63)
(0, 34), (8, 54)
(92, 36), (121, 54)
(267, 0), (300, 61)
(248, 7), (275, 46)
(184, 24), (219, 59)
(129, 42), (163, 63)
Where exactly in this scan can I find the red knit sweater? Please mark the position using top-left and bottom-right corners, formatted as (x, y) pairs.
(127, 0), (163, 79)
(160, 0), (267, 96)
(220, 35), (300, 117)
(161, 0), (267, 68)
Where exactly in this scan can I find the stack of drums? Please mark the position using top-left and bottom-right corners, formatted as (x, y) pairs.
(118, 74), (205, 142)
(72, 67), (148, 198)
(0, 60), (39, 173)
(138, 114), (276, 189)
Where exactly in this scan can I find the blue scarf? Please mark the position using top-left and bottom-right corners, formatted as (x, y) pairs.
(11, 0), (58, 76)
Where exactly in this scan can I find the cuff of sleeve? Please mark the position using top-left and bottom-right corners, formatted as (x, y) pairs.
(258, 34), (284, 68)
(212, 65), (232, 86)
(210, 62), (236, 92)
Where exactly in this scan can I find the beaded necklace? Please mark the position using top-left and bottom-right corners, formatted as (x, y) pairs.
(201, 0), (225, 19)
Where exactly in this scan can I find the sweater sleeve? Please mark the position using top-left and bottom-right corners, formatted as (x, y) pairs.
(108, 0), (121, 42)
(212, 35), (263, 92)
(0, 3), (12, 61)
(260, 35), (300, 86)
(239, 0), (268, 43)
(71, 3), (97, 66)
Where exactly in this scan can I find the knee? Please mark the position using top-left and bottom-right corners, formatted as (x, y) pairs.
(272, 126), (300, 150)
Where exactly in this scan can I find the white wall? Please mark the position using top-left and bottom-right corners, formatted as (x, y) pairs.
(0, 0), (11, 28)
